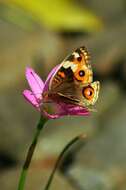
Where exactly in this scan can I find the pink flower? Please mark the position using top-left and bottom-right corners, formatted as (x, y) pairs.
(23, 67), (89, 119)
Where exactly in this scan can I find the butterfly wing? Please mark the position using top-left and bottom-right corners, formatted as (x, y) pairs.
(47, 46), (99, 107)
(49, 46), (93, 90)
(57, 81), (100, 107)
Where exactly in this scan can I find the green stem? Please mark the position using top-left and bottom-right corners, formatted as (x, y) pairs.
(17, 116), (47, 190)
(44, 134), (87, 190)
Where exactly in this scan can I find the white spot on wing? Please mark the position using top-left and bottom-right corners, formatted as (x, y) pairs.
(63, 61), (72, 68)
(71, 64), (78, 72)
(73, 52), (80, 58)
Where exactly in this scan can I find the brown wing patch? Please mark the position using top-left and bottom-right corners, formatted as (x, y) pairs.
(49, 66), (74, 91)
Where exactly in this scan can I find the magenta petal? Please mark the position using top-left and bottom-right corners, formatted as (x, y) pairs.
(67, 105), (90, 116)
(42, 106), (89, 119)
(60, 103), (90, 116)
(41, 102), (89, 119)
(23, 90), (40, 111)
(26, 67), (44, 99)
(45, 64), (61, 83)
(42, 110), (62, 119)
(43, 64), (61, 92)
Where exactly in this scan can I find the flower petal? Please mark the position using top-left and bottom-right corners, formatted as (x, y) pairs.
(66, 105), (90, 116)
(26, 67), (44, 99)
(23, 66), (90, 119)
(60, 103), (90, 116)
(41, 102), (89, 119)
(42, 110), (62, 119)
(23, 90), (40, 111)
(43, 64), (61, 92)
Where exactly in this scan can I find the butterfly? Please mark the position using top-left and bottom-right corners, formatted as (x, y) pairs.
(43, 46), (100, 109)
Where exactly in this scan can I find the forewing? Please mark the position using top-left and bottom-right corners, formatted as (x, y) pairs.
(49, 46), (93, 94)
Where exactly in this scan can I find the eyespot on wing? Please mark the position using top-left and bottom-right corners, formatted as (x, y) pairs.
(82, 86), (94, 100)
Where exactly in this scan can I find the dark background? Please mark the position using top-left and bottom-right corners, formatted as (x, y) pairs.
(0, 0), (126, 189)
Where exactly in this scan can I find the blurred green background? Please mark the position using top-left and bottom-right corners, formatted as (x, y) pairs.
(0, 0), (126, 189)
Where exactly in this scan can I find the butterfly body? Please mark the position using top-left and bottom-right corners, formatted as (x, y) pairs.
(43, 46), (100, 110)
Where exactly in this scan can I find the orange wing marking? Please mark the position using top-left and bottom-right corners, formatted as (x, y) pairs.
(58, 71), (66, 79)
